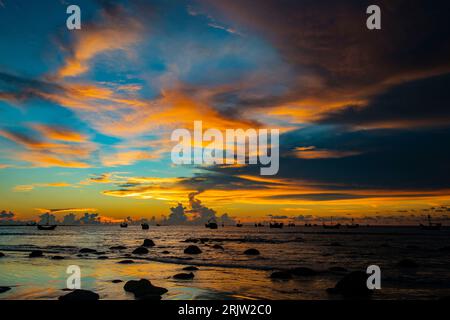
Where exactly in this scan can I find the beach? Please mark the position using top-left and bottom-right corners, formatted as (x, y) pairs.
(1, 225), (450, 300)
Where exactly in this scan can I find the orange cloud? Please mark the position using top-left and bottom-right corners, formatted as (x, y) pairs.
(31, 124), (88, 143)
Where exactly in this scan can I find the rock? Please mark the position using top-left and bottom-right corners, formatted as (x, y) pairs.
(212, 244), (224, 250)
(76, 254), (84, 257)
(0, 286), (11, 294)
(0, 252), (5, 258)
(118, 260), (134, 264)
(132, 247), (149, 255)
(328, 266), (348, 273)
(183, 238), (199, 243)
(110, 245), (127, 250)
(97, 256), (109, 260)
(112, 280), (123, 283)
(51, 256), (65, 260)
(328, 242), (342, 247)
(397, 259), (419, 268)
(199, 238), (209, 243)
(326, 271), (371, 298)
(290, 267), (318, 276)
(29, 250), (44, 258)
(244, 248), (260, 255)
(182, 266), (199, 271)
(161, 250), (170, 254)
(184, 245), (202, 254)
(173, 272), (195, 280)
(79, 248), (97, 254)
(124, 279), (168, 298)
(270, 271), (292, 280)
(142, 239), (155, 247)
(59, 289), (99, 301)
(93, 251), (106, 255)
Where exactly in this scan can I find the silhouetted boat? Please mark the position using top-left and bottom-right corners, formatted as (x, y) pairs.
(420, 215), (442, 230)
(205, 219), (218, 229)
(287, 222), (296, 227)
(37, 213), (57, 230)
(120, 222), (128, 228)
(269, 222), (283, 229)
(323, 217), (340, 229)
(141, 223), (149, 230)
(236, 221), (243, 227)
(347, 218), (359, 229)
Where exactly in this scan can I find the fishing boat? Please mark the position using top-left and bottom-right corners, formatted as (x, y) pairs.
(141, 223), (149, 230)
(420, 215), (442, 230)
(37, 213), (57, 230)
(120, 222), (128, 228)
(347, 218), (360, 229)
(323, 217), (340, 229)
(269, 222), (283, 229)
(236, 221), (243, 227)
(205, 218), (218, 229)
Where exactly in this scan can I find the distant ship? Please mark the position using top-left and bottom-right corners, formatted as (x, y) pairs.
(420, 215), (442, 231)
(37, 214), (57, 231)
(120, 222), (128, 228)
(205, 218), (218, 229)
(323, 217), (340, 229)
(269, 222), (283, 229)
(346, 218), (360, 229)
(236, 221), (243, 227)
(141, 223), (149, 230)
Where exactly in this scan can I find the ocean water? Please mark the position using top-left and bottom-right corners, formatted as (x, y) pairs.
(0, 225), (449, 300)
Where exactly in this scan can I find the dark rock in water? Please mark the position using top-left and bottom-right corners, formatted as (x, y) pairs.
(97, 256), (109, 260)
(142, 239), (155, 247)
(59, 289), (99, 301)
(290, 267), (318, 276)
(118, 260), (134, 264)
(29, 250), (44, 258)
(124, 279), (168, 298)
(199, 238), (209, 243)
(397, 259), (419, 268)
(244, 248), (260, 255)
(326, 271), (371, 298)
(328, 266), (348, 273)
(76, 254), (84, 257)
(184, 245), (202, 254)
(110, 245), (127, 250)
(161, 250), (170, 254)
(270, 271), (292, 280)
(79, 248), (97, 254)
(93, 251), (106, 255)
(112, 280), (123, 283)
(328, 242), (342, 247)
(132, 247), (149, 255)
(124, 253), (131, 257)
(0, 286), (11, 294)
(173, 272), (195, 280)
(212, 244), (224, 250)
(183, 266), (199, 271)
(51, 256), (65, 260)
(0, 252), (5, 258)
(183, 238), (199, 243)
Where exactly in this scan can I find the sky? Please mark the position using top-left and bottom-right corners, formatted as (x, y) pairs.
(1, 0), (450, 224)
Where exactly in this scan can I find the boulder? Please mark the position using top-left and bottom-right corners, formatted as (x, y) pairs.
(117, 260), (135, 264)
(112, 280), (123, 283)
(173, 272), (195, 280)
(270, 271), (292, 280)
(110, 245), (127, 250)
(142, 239), (155, 247)
(29, 250), (44, 258)
(59, 289), (99, 301)
(0, 287), (11, 294)
(397, 259), (419, 268)
(184, 245), (202, 254)
(290, 267), (318, 276)
(124, 279), (168, 298)
(132, 247), (149, 255)
(182, 266), (199, 271)
(212, 244), (224, 250)
(79, 248), (97, 254)
(0, 252), (4, 258)
(244, 248), (260, 255)
(161, 250), (170, 254)
(51, 256), (65, 260)
(326, 271), (371, 298)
